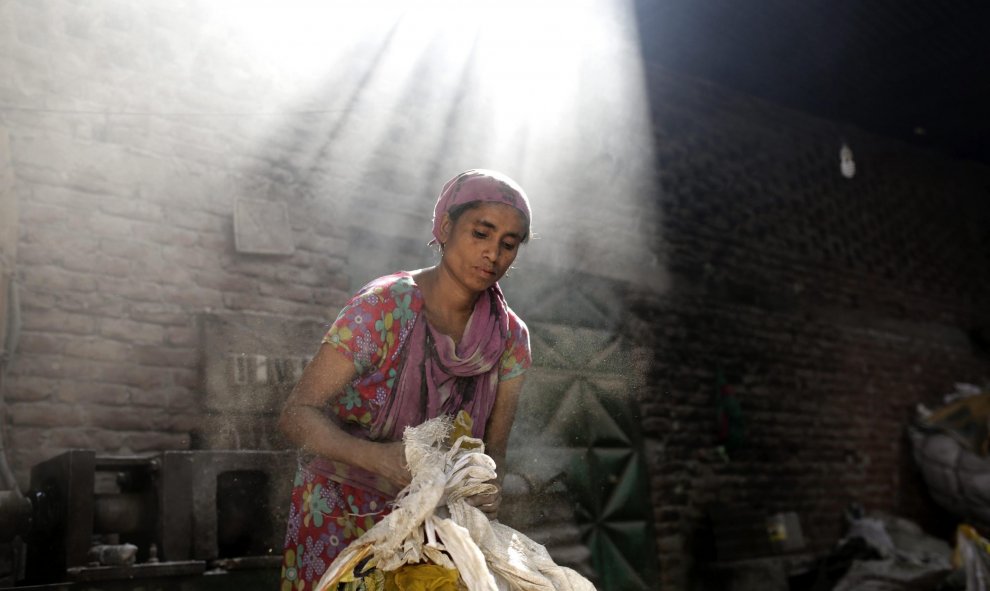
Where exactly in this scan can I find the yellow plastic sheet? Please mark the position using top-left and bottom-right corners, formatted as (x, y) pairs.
(390, 564), (461, 591)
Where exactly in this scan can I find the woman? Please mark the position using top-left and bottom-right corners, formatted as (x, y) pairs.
(278, 169), (533, 591)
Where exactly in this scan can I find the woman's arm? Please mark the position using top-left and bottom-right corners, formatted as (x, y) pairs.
(467, 374), (526, 518)
(483, 374), (526, 478)
(278, 343), (412, 488)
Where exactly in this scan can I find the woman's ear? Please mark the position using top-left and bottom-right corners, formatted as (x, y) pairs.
(438, 213), (453, 243)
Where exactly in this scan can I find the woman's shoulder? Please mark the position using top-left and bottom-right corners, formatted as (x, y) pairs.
(502, 301), (530, 340)
(353, 271), (422, 301)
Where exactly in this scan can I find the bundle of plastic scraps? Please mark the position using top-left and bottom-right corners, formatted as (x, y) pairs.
(955, 524), (990, 591)
(909, 388), (990, 528)
(314, 417), (595, 591)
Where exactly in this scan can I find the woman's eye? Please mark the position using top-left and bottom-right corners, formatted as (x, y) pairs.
(473, 230), (488, 239)
(502, 242), (517, 251)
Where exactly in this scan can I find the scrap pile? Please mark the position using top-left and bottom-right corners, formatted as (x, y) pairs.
(910, 386), (990, 528)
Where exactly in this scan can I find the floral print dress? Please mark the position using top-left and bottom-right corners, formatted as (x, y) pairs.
(280, 272), (531, 591)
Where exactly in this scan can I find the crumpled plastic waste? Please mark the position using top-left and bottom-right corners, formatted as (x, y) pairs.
(315, 417), (595, 591)
(909, 390), (990, 529)
(824, 507), (952, 591)
(954, 524), (990, 591)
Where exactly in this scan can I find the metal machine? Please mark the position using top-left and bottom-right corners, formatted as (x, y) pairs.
(1, 449), (295, 589)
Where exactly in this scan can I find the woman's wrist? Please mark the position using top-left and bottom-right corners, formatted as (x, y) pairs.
(343, 438), (384, 472)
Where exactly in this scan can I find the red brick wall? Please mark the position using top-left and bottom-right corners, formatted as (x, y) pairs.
(0, 1), (353, 483)
(5, 162), (350, 474)
(636, 69), (990, 588)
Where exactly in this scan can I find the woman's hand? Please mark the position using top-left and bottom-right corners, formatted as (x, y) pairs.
(465, 484), (502, 519)
(468, 374), (525, 521)
(374, 441), (413, 490)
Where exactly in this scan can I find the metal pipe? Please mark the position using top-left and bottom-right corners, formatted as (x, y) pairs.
(0, 489), (31, 542)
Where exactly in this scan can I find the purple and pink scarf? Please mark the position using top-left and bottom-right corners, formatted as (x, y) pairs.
(373, 169), (531, 441)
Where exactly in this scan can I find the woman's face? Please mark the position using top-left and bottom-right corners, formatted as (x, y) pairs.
(439, 201), (527, 293)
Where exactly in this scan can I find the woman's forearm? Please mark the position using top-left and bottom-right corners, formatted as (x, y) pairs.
(279, 403), (410, 487)
(279, 404), (373, 462)
(277, 343), (394, 473)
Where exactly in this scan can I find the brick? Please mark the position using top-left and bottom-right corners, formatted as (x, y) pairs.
(9, 428), (50, 456)
(54, 291), (128, 317)
(161, 244), (216, 271)
(224, 257), (283, 280)
(130, 385), (196, 410)
(274, 265), (340, 287)
(19, 309), (97, 335)
(9, 402), (83, 428)
(134, 344), (197, 368)
(44, 427), (126, 450)
(89, 363), (173, 390)
(165, 387), (197, 410)
(130, 221), (200, 247)
(60, 250), (131, 277)
(98, 236), (156, 258)
(164, 325), (197, 347)
(127, 387), (172, 408)
(155, 284), (224, 309)
(54, 380), (131, 405)
(2, 375), (57, 402)
(296, 232), (348, 255)
(85, 210), (134, 237)
(129, 302), (191, 326)
(220, 292), (315, 316)
(8, 426), (49, 458)
(122, 431), (190, 452)
(190, 270), (256, 293)
(15, 331), (66, 355)
(61, 336), (133, 362)
(98, 194), (163, 222)
(164, 207), (224, 233)
(312, 287), (351, 309)
(100, 276), (165, 303)
(81, 404), (168, 431)
(19, 266), (99, 293)
(6, 355), (70, 380)
(98, 317), (165, 344)
(10, 134), (74, 172)
(171, 368), (200, 389)
(167, 412), (203, 433)
(257, 281), (314, 304)
(19, 201), (69, 226)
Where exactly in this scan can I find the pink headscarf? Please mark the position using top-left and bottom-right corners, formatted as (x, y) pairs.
(429, 169), (532, 246)
(370, 170), (530, 442)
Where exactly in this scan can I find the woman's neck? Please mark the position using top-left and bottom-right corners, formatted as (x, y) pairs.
(417, 265), (478, 313)
(414, 265), (480, 344)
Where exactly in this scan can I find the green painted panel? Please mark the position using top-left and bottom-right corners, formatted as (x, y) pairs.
(567, 420), (659, 590)
(600, 453), (652, 521)
(508, 283), (659, 590)
(590, 527), (654, 591)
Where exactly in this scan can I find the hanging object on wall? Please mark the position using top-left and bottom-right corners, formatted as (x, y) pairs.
(716, 368), (745, 456)
(840, 142), (856, 179)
